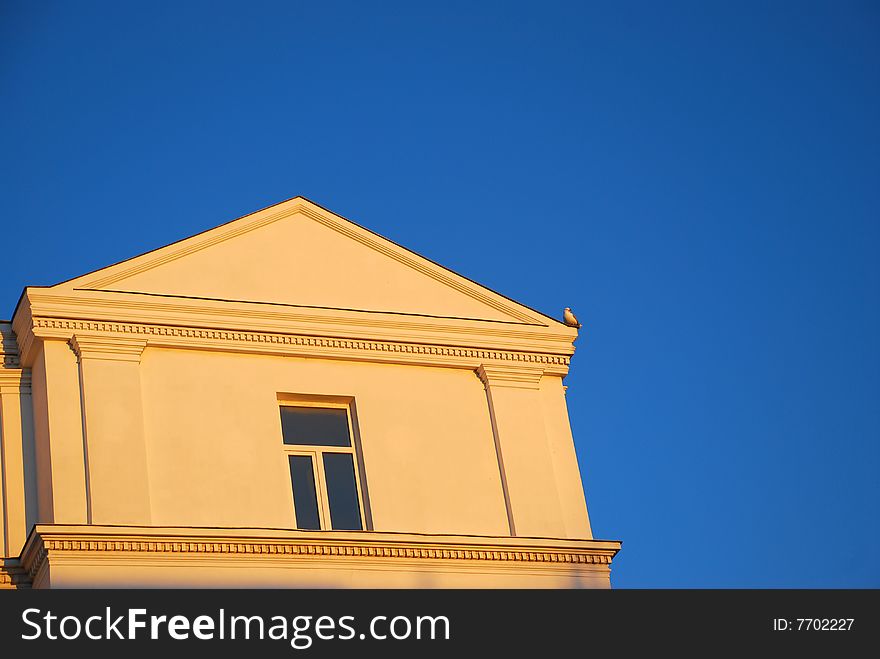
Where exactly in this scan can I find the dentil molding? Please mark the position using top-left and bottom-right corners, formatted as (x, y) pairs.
(22, 317), (571, 376)
(18, 525), (621, 585)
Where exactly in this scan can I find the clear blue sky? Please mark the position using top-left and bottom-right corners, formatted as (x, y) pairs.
(2, 1), (877, 587)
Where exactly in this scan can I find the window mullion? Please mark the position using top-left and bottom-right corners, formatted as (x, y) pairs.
(314, 449), (333, 530)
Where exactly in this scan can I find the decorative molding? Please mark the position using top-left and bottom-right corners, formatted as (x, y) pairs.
(20, 526), (620, 582)
(0, 323), (20, 368)
(0, 562), (30, 589)
(0, 368), (31, 395)
(23, 290), (573, 348)
(29, 317), (571, 374)
(477, 364), (545, 390)
(28, 538), (613, 568)
(69, 333), (147, 363)
(10, 307), (33, 367)
(10, 199), (580, 369)
(14, 286), (578, 371)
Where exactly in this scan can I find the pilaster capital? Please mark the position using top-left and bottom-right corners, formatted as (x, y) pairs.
(69, 334), (147, 363)
(0, 369), (31, 395)
(476, 364), (544, 390)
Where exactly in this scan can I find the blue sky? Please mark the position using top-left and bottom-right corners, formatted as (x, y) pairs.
(2, 1), (877, 587)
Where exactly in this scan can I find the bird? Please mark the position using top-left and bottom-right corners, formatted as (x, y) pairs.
(563, 307), (582, 329)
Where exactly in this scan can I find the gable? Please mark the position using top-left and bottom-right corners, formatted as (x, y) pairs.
(57, 198), (551, 326)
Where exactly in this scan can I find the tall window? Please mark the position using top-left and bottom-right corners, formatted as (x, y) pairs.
(280, 404), (366, 531)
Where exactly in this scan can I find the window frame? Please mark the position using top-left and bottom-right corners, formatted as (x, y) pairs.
(279, 399), (368, 531)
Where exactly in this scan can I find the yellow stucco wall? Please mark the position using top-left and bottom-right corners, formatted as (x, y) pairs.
(0, 197), (619, 588)
(139, 347), (510, 535)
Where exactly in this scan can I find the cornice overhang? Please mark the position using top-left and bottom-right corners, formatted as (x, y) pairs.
(0, 322), (20, 368)
(0, 560), (29, 589)
(0, 368), (31, 395)
(18, 524), (621, 587)
(13, 288), (578, 376)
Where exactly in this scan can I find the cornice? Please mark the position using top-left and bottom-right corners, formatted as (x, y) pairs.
(21, 289), (577, 354)
(69, 333), (147, 363)
(0, 323), (19, 368)
(0, 561), (30, 589)
(10, 305), (32, 367)
(20, 525), (621, 581)
(0, 368), (31, 395)
(26, 317), (571, 375)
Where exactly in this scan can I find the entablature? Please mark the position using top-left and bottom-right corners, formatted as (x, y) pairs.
(13, 289), (576, 377)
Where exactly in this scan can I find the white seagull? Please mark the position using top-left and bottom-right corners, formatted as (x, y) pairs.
(563, 307), (582, 329)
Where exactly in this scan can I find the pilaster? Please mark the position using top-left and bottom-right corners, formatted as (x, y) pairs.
(539, 376), (593, 538)
(30, 340), (88, 525)
(477, 364), (566, 537)
(0, 368), (35, 558)
(70, 333), (152, 525)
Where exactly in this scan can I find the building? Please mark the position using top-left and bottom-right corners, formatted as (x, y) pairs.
(0, 197), (620, 588)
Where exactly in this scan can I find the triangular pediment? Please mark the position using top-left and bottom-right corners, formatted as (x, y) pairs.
(56, 198), (553, 326)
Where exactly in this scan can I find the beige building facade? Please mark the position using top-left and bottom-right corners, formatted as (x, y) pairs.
(0, 197), (620, 588)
